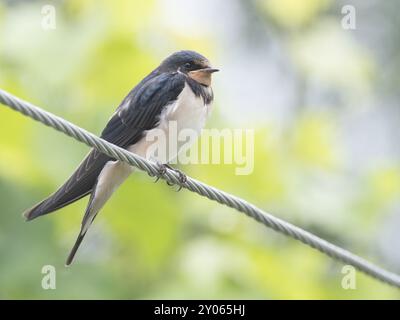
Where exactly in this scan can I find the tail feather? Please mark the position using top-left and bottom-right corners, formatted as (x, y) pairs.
(23, 150), (111, 221)
(65, 180), (100, 266)
(65, 231), (87, 266)
(23, 191), (91, 221)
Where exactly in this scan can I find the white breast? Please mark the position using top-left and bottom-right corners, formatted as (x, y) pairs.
(129, 83), (213, 163)
(162, 83), (212, 134)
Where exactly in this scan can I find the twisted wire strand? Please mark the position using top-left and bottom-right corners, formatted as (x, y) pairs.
(1, 88), (399, 288)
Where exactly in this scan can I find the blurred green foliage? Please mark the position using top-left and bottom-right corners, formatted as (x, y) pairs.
(0, 0), (399, 299)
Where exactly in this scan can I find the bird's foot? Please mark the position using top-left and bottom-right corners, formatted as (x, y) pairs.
(165, 164), (187, 191)
(153, 161), (167, 183)
(153, 162), (187, 191)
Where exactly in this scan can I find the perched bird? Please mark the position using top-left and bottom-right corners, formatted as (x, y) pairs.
(23, 50), (219, 265)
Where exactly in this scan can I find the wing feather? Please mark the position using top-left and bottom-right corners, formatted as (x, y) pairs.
(24, 72), (186, 220)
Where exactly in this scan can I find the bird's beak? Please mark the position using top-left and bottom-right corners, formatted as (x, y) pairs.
(201, 67), (219, 73)
(188, 67), (219, 86)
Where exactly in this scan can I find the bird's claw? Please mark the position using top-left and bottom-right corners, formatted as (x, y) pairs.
(152, 163), (187, 191)
(153, 161), (167, 183)
(173, 169), (187, 192)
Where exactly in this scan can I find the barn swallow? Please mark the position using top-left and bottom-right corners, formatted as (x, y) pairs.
(23, 50), (218, 265)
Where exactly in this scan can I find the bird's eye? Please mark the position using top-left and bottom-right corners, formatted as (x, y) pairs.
(184, 62), (192, 69)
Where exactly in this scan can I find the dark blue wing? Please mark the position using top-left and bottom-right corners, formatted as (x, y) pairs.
(100, 71), (186, 147)
(24, 72), (186, 221)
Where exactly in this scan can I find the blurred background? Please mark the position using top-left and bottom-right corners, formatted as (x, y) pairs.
(0, 0), (400, 299)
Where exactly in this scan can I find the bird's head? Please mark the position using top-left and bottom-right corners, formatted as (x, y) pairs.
(159, 50), (219, 86)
